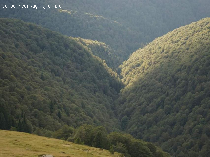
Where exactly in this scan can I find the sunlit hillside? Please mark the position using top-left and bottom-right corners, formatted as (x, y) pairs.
(118, 18), (210, 156)
(0, 130), (120, 157)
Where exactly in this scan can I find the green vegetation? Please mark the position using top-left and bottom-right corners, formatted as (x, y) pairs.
(0, 0), (141, 65)
(2, 0), (210, 65)
(0, 18), (122, 134)
(1, 1), (210, 156)
(52, 125), (170, 157)
(0, 130), (121, 157)
(0, 18), (170, 157)
(118, 18), (210, 156)
(74, 38), (120, 69)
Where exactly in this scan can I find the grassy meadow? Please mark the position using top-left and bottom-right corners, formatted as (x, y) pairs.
(0, 130), (120, 157)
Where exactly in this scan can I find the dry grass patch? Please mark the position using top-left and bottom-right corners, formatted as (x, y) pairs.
(0, 130), (120, 157)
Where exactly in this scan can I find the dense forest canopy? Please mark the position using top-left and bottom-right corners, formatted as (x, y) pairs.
(0, 18), (170, 157)
(118, 18), (210, 157)
(73, 37), (120, 69)
(0, 18), (122, 133)
(1, 1), (210, 156)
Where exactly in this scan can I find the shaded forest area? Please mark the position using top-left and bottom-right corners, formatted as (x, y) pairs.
(0, 18), (122, 133)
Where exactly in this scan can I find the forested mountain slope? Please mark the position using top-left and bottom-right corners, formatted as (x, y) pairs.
(0, 18), (171, 157)
(74, 38), (120, 69)
(1, 0), (210, 65)
(55, 0), (210, 29)
(118, 18), (210, 156)
(0, 0), (141, 66)
(49, 0), (210, 56)
(0, 18), (122, 134)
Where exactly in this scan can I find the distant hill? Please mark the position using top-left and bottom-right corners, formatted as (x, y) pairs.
(0, 18), (122, 133)
(1, 0), (210, 65)
(118, 18), (210, 156)
(0, 130), (120, 157)
(0, 0), (142, 66)
(57, 0), (210, 39)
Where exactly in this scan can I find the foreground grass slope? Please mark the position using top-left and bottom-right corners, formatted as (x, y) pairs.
(118, 18), (210, 156)
(0, 130), (120, 157)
